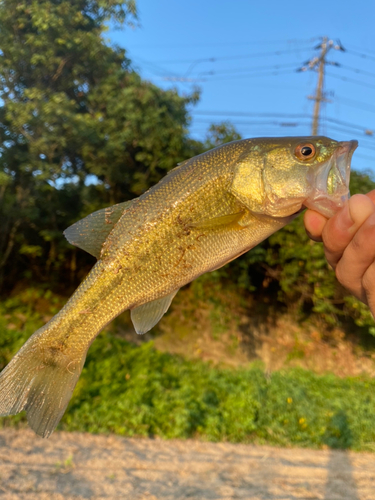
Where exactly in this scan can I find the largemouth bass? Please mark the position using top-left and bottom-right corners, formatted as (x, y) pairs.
(0, 136), (357, 437)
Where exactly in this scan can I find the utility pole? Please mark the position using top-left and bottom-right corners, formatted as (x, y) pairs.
(311, 37), (328, 135)
(298, 37), (345, 135)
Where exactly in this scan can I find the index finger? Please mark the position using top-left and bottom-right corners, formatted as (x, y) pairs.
(322, 194), (375, 269)
(304, 210), (327, 242)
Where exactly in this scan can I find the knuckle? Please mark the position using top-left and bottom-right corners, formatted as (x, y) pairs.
(323, 237), (338, 255)
(323, 236), (344, 258)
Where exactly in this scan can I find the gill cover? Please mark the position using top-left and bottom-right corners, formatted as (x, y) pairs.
(229, 145), (310, 218)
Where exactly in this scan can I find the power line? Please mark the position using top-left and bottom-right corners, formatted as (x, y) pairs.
(198, 68), (296, 82)
(334, 64), (375, 80)
(327, 72), (375, 90)
(193, 118), (309, 128)
(325, 117), (374, 136)
(194, 119), (375, 143)
(197, 62), (299, 77)
(347, 45), (375, 57)
(131, 57), (181, 78)
(347, 48), (375, 62)
(167, 63), (299, 82)
(152, 47), (312, 65)
(129, 37), (317, 50)
(194, 111), (374, 136)
(355, 144), (375, 152)
(162, 68), (296, 83)
(355, 153), (375, 162)
(133, 58), (299, 82)
(194, 111), (308, 118)
(336, 96), (375, 114)
(325, 124), (375, 148)
(316, 121), (375, 142)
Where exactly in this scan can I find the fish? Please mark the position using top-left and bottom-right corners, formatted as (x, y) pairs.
(0, 136), (357, 437)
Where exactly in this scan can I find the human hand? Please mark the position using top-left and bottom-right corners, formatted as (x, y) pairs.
(304, 191), (375, 312)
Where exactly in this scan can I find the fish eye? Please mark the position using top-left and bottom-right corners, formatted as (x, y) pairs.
(294, 143), (316, 161)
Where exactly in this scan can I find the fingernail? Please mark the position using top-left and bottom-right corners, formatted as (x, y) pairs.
(336, 204), (355, 232)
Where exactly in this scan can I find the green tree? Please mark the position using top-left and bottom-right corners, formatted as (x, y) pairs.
(204, 122), (242, 150)
(0, 0), (198, 289)
(82, 72), (199, 203)
(0, 0), (137, 180)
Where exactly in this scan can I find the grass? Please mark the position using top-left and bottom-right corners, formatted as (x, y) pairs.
(1, 288), (375, 451)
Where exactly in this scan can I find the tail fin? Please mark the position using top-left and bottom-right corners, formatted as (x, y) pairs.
(0, 329), (87, 438)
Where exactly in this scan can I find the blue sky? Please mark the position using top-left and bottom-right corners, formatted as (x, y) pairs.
(109, 0), (375, 173)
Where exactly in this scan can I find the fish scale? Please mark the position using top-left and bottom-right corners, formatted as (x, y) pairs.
(0, 136), (357, 437)
(45, 141), (249, 348)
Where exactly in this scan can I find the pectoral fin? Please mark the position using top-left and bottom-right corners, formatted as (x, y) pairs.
(189, 211), (245, 230)
(131, 290), (179, 335)
(64, 200), (133, 258)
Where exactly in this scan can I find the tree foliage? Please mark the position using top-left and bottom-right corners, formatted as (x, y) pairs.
(0, 0), (374, 336)
(0, 0), (198, 288)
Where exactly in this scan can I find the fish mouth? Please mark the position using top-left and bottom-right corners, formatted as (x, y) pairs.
(304, 140), (358, 217)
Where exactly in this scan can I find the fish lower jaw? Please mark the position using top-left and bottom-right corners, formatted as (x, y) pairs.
(303, 189), (349, 218)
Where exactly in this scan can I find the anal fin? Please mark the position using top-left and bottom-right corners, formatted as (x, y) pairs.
(131, 290), (179, 335)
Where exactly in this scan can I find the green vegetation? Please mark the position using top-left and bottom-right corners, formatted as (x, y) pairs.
(1, 292), (375, 451)
(0, 0), (199, 290)
(0, 0), (375, 334)
(71, 337), (375, 450)
(1, 0), (375, 449)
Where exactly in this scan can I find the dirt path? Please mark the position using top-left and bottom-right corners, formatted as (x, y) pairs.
(1, 430), (375, 499)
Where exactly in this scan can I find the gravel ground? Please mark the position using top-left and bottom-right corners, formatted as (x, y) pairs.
(0, 429), (375, 499)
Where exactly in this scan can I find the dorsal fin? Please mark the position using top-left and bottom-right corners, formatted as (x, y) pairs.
(131, 290), (179, 334)
(63, 200), (133, 259)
